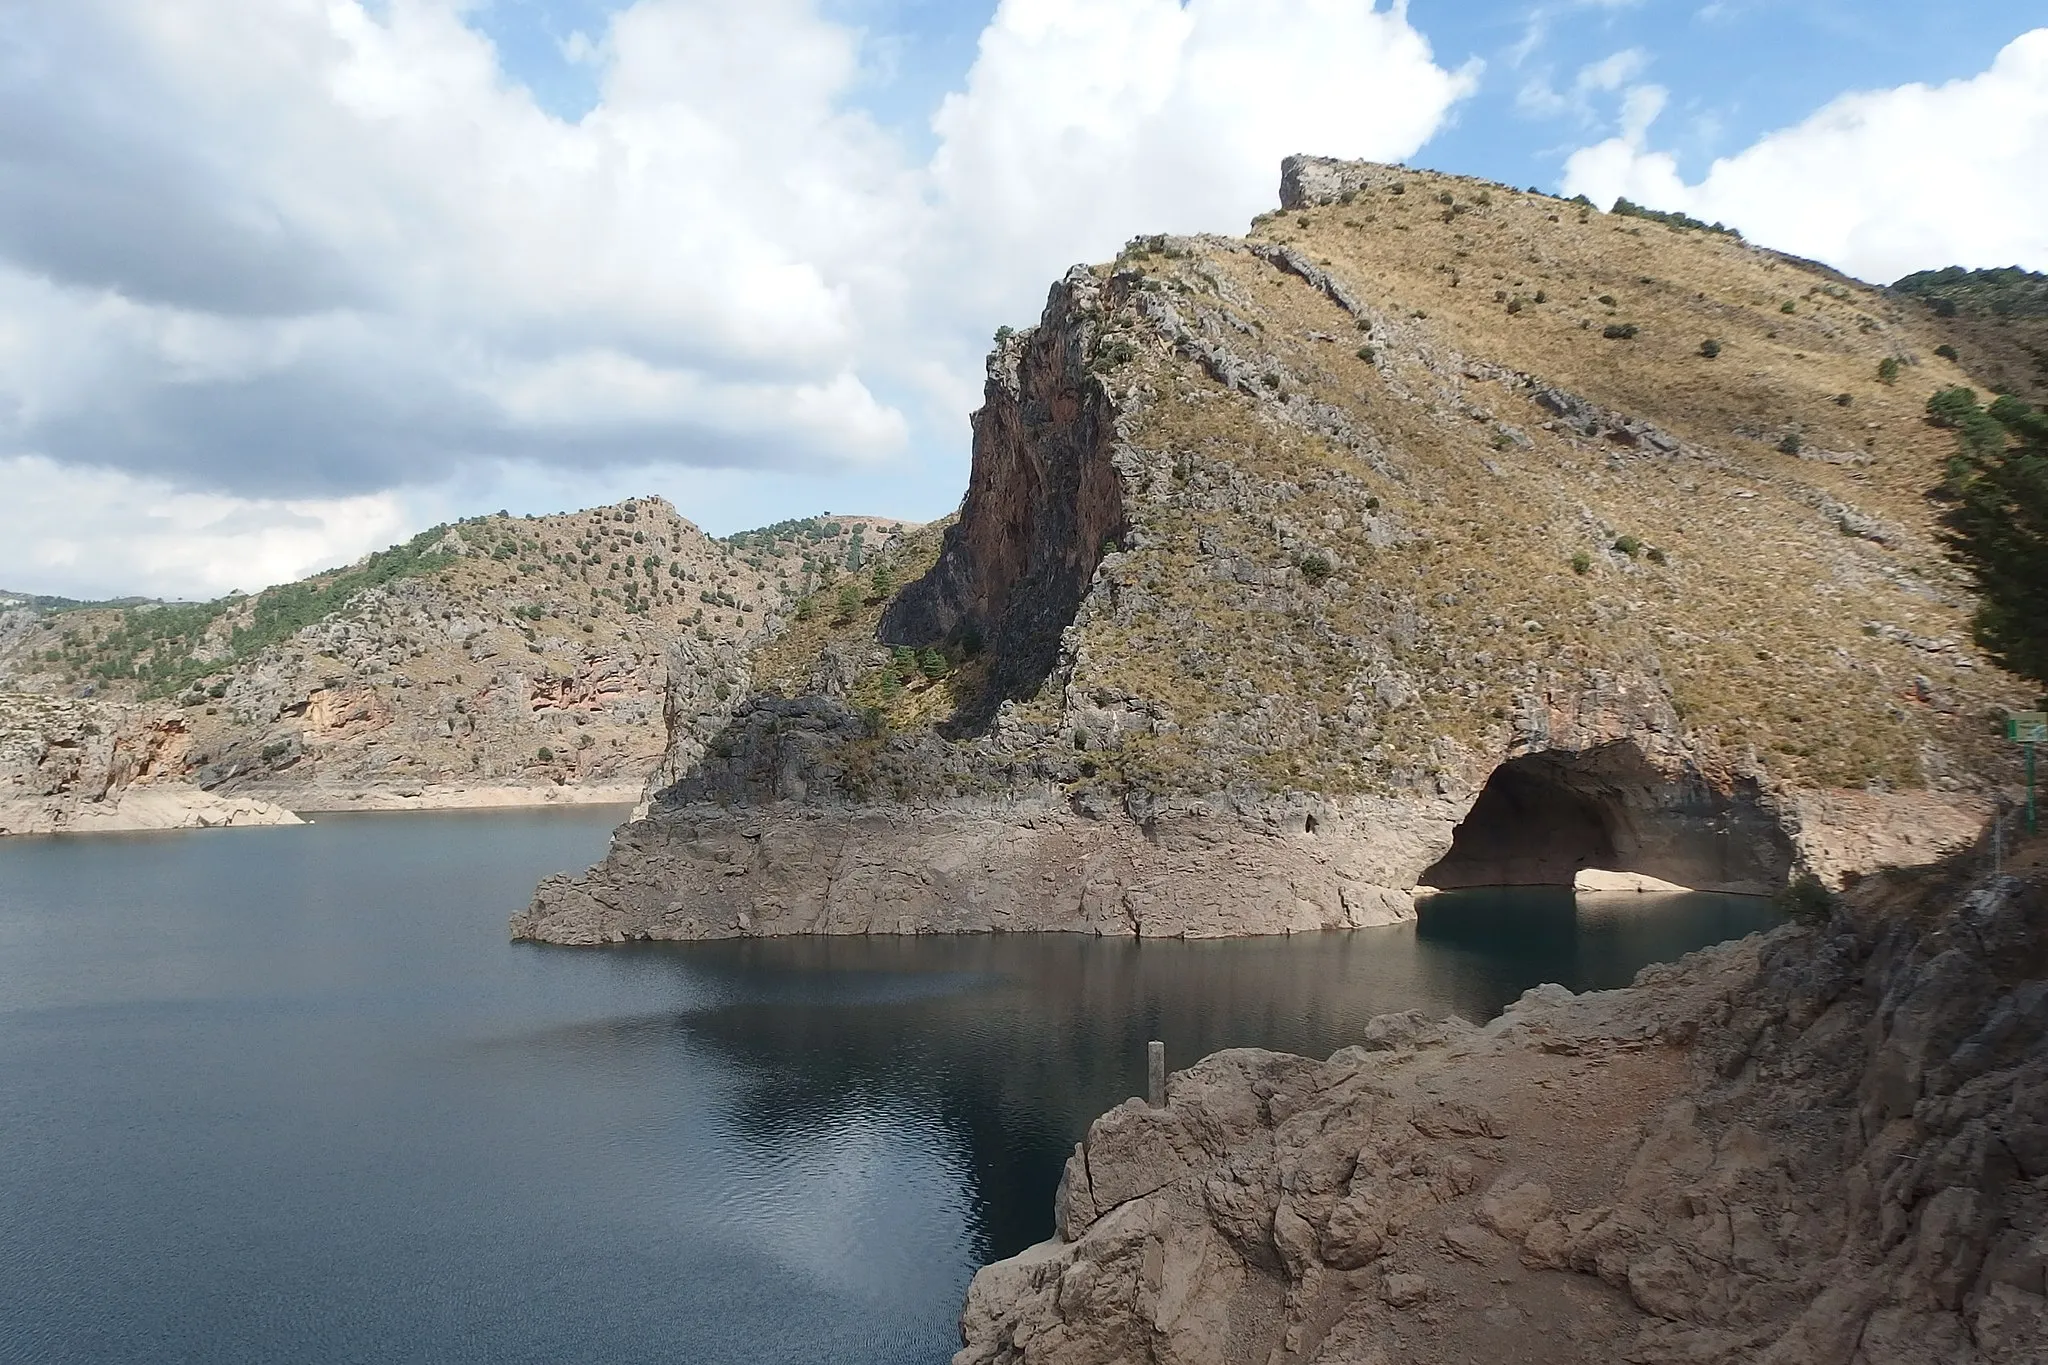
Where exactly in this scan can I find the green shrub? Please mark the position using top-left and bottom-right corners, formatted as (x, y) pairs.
(836, 582), (862, 620)
(1602, 322), (1639, 340)
(1698, 338), (1721, 358)
(1646, 546), (1667, 564)
(1778, 432), (1803, 456)
(537, 747), (553, 763)
(918, 648), (950, 680)
(1775, 873), (1836, 925)
(1877, 357), (1902, 384)
(1610, 197), (1740, 236)
(1835, 393), (1854, 407)
(1598, 294), (1616, 307)
(1934, 343), (1959, 361)
(1356, 345), (1376, 363)
(1570, 551), (1593, 575)
(1612, 535), (1642, 557)
(1930, 387), (2048, 694)
(1780, 300), (1797, 314)
(1297, 550), (1334, 582)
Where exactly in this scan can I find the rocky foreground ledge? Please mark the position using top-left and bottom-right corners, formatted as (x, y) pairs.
(955, 848), (2047, 1365)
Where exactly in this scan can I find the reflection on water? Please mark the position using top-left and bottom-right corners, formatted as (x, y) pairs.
(0, 814), (1778, 1365)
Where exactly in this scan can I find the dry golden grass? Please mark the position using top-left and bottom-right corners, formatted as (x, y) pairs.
(1043, 169), (2026, 795)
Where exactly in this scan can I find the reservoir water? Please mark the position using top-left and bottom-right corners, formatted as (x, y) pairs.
(0, 808), (1779, 1364)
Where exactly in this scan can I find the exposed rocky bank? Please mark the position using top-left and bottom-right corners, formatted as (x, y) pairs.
(0, 693), (300, 835)
(956, 845), (2048, 1364)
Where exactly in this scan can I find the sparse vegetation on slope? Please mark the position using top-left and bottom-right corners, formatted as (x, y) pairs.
(2, 501), (912, 803)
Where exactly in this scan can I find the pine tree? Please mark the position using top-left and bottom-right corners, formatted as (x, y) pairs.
(870, 561), (895, 600)
(1930, 388), (2048, 697)
(836, 581), (862, 621)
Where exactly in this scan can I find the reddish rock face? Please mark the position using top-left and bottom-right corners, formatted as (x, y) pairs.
(880, 268), (1126, 729)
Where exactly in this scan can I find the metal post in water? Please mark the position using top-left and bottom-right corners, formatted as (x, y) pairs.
(1147, 1040), (1165, 1108)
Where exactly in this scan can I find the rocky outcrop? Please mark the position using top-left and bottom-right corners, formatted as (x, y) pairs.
(881, 272), (1129, 726)
(518, 156), (2029, 943)
(956, 848), (2048, 1364)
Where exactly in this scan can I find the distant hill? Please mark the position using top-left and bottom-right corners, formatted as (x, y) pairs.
(1892, 265), (2048, 404)
(0, 499), (916, 829)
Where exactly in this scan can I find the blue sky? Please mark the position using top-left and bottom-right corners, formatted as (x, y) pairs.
(1, 0), (2044, 598)
(471, 0), (2043, 193)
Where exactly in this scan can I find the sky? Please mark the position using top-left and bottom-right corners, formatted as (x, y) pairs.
(1, 0), (2044, 600)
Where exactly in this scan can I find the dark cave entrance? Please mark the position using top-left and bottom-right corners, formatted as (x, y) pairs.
(1420, 742), (1794, 895)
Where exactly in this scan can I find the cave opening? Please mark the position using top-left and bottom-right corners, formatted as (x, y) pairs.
(1420, 742), (1793, 895)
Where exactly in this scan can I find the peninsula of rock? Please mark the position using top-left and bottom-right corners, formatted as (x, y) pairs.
(516, 157), (2030, 944)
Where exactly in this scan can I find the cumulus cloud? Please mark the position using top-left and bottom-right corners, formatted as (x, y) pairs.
(1562, 28), (2048, 283)
(0, 0), (1470, 597)
(0, 457), (413, 601)
(931, 0), (1476, 313)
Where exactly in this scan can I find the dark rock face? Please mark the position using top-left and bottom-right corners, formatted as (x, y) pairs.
(1423, 741), (1794, 894)
(880, 269), (1127, 731)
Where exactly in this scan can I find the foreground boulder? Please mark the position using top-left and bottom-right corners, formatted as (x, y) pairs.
(956, 846), (2048, 1364)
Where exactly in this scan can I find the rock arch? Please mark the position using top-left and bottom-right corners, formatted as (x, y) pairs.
(1421, 741), (1792, 895)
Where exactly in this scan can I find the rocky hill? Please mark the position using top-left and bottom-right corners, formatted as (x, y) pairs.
(518, 155), (2036, 944)
(955, 836), (2048, 1365)
(0, 502), (908, 833)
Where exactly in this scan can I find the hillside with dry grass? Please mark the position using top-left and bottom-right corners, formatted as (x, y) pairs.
(737, 157), (2028, 800)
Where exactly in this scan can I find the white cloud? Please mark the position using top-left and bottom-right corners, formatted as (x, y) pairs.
(0, 457), (414, 600)
(1563, 28), (2048, 282)
(0, 0), (1470, 598)
(929, 0), (1476, 320)
(1513, 46), (1651, 125)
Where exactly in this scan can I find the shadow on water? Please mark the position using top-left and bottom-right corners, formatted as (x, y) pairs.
(634, 883), (1781, 1267)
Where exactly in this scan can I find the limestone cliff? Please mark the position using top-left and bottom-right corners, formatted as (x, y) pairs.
(516, 156), (2031, 944)
(952, 839), (2048, 1365)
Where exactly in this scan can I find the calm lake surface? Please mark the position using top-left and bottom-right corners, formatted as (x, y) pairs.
(0, 808), (1780, 1365)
